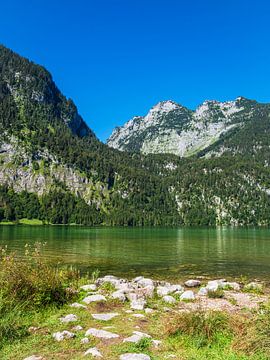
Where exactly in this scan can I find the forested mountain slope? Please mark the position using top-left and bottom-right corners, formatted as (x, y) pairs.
(1, 44), (270, 226)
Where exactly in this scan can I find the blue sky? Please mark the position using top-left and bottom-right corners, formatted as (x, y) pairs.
(1, 0), (270, 141)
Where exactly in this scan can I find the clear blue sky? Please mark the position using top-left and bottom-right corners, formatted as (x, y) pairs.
(1, 0), (270, 141)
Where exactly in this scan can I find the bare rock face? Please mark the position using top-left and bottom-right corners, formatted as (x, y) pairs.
(107, 97), (259, 157)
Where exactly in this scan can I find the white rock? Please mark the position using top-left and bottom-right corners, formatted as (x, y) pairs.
(163, 295), (176, 304)
(221, 282), (240, 291)
(81, 284), (97, 291)
(152, 339), (162, 347)
(70, 302), (87, 309)
(130, 298), (146, 310)
(180, 290), (195, 301)
(198, 287), (208, 296)
(157, 286), (170, 297)
(59, 314), (78, 323)
(81, 337), (90, 344)
(123, 331), (151, 344)
(85, 328), (119, 339)
(53, 330), (75, 341)
(72, 325), (83, 331)
(23, 356), (43, 360)
(120, 354), (151, 360)
(111, 290), (126, 302)
(84, 347), (103, 357)
(145, 308), (154, 314)
(136, 285), (155, 298)
(92, 313), (119, 321)
(206, 281), (219, 292)
(185, 279), (201, 287)
(137, 278), (154, 288)
(82, 294), (106, 304)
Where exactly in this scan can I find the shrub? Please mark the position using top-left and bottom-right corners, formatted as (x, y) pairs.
(0, 243), (78, 308)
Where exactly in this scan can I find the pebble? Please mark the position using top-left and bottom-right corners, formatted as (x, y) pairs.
(81, 337), (90, 344)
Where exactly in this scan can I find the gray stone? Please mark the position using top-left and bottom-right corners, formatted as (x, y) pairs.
(84, 347), (103, 357)
(120, 354), (151, 360)
(80, 284), (97, 291)
(206, 280), (219, 292)
(92, 313), (119, 321)
(180, 290), (195, 301)
(185, 279), (201, 288)
(23, 357), (43, 360)
(82, 294), (106, 304)
(130, 298), (146, 310)
(59, 314), (78, 323)
(72, 325), (83, 331)
(70, 302), (87, 309)
(198, 287), (208, 296)
(136, 278), (154, 288)
(111, 290), (126, 302)
(85, 328), (119, 339)
(53, 330), (75, 341)
(163, 295), (176, 304)
(123, 331), (151, 344)
(81, 337), (90, 344)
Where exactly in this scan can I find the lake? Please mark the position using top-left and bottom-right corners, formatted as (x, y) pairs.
(0, 226), (269, 280)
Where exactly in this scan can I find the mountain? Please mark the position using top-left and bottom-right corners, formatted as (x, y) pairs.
(107, 98), (270, 157)
(1, 44), (270, 226)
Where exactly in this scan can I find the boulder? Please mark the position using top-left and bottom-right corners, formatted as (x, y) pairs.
(206, 281), (220, 292)
(185, 279), (201, 288)
(84, 347), (103, 357)
(136, 278), (154, 288)
(180, 290), (195, 301)
(85, 328), (119, 339)
(82, 294), (106, 304)
(53, 330), (75, 341)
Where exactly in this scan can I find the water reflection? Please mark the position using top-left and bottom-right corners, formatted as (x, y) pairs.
(0, 226), (269, 279)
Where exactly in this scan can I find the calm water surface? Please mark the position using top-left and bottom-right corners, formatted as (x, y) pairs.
(0, 226), (269, 280)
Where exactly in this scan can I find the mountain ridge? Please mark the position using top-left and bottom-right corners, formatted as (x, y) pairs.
(107, 97), (268, 157)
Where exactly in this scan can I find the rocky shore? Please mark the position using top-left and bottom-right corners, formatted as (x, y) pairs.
(22, 275), (268, 360)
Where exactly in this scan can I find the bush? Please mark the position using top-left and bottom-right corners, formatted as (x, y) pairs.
(0, 243), (78, 308)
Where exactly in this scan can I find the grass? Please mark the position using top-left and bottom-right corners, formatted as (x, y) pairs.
(0, 247), (269, 359)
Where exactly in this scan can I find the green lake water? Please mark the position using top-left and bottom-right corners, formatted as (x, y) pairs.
(0, 226), (269, 280)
